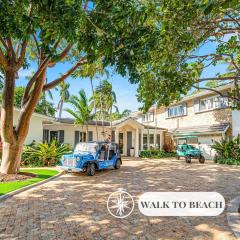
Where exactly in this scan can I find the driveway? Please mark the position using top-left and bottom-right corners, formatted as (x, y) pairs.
(0, 158), (240, 240)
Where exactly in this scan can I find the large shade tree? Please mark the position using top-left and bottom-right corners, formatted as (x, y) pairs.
(0, 0), (161, 173)
(134, 0), (240, 111)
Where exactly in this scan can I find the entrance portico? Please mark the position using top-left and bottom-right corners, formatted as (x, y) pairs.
(112, 117), (165, 157)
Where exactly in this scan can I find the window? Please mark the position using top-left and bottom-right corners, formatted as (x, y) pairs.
(167, 104), (186, 118)
(198, 96), (228, 112)
(143, 134), (148, 150)
(142, 112), (154, 122)
(156, 134), (160, 149)
(59, 130), (64, 143)
(88, 131), (93, 141)
(80, 132), (86, 142)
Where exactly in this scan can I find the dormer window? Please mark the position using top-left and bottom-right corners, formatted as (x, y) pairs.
(142, 112), (154, 122)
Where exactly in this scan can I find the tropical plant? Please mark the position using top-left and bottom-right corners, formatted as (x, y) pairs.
(57, 81), (70, 118)
(22, 140), (72, 167)
(212, 136), (240, 165)
(65, 89), (93, 141)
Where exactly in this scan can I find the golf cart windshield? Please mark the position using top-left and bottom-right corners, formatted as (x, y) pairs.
(74, 142), (99, 154)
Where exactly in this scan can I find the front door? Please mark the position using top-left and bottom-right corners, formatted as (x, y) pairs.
(127, 131), (132, 156)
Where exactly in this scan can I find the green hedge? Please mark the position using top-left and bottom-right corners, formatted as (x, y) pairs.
(214, 157), (240, 165)
(139, 150), (176, 158)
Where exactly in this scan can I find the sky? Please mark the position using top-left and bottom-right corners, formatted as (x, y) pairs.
(17, 63), (140, 117)
(17, 39), (229, 118)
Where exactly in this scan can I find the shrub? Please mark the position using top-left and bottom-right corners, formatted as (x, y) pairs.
(139, 149), (176, 158)
(21, 140), (72, 167)
(212, 136), (240, 165)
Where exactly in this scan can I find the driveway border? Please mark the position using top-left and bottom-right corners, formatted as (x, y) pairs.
(0, 170), (63, 202)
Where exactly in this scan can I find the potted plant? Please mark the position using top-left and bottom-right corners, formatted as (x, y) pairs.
(130, 147), (135, 157)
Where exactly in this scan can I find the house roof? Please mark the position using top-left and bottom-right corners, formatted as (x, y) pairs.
(55, 118), (111, 126)
(112, 117), (166, 130)
(132, 83), (234, 116)
(169, 123), (229, 136)
(11, 107), (55, 120)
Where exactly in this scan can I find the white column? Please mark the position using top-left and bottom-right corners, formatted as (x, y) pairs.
(141, 129), (144, 151)
(124, 131), (127, 156)
(115, 129), (119, 144)
(135, 128), (139, 157)
(160, 132), (164, 150)
(154, 131), (156, 149)
(147, 129), (150, 150)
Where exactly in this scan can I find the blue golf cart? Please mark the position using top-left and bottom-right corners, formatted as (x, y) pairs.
(60, 141), (122, 176)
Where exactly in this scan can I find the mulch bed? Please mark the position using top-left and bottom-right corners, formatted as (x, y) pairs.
(0, 172), (37, 182)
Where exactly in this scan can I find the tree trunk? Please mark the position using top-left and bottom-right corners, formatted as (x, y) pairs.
(86, 124), (88, 142)
(0, 69), (17, 174)
(90, 78), (98, 141)
(58, 99), (63, 118)
(0, 141), (23, 174)
(0, 68), (46, 174)
(110, 106), (113, 141)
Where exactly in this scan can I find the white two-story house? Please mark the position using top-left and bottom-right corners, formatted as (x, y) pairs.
(43, 83), (239, 159)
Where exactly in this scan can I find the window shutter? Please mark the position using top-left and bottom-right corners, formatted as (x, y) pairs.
(88, 131), (93, 141)
(194, 100), (200, 113)
(75, 131), (79, 146)
(59, 130), (64, 143)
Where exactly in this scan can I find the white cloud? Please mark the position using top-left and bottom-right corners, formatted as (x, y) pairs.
(18, 68), (34, 78)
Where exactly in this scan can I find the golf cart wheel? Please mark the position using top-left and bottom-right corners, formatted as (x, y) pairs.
(185, 155), (191, 163)
(86, 163), (96, 176)
(114, 159), (121, 169)
(199, 155), (205, 164)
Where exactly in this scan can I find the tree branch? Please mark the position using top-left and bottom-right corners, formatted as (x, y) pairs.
(43, 58), (87, 91)
(0, 37), (8, 50)
(6, 38), (16, 62)
(199, 76), (240, 82)
(16, 39), (28, 70)
(0, 47), (7, 69)
(33, 34), (41, 59)
(22, 58), (50, 105)
(48, 43), (72, 67)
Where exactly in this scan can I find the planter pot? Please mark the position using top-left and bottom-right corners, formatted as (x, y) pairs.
(130, 148), (135, 157)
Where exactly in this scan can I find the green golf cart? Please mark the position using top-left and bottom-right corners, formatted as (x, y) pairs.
(176, 144), (205, 163)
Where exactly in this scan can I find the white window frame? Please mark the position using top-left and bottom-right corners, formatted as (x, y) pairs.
(167, 104), (186, 118)
(199, 95), (228, 112)
(142, 112), (154, 123)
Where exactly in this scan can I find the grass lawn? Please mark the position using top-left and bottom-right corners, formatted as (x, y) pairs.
(0, 169), (59, 196)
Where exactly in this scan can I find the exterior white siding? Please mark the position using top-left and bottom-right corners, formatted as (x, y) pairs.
(43, 124), (111, 147)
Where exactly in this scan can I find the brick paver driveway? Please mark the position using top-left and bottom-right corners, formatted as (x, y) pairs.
(0, 158), (240, 240)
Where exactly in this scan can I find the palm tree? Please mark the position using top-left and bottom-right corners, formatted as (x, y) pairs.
(91, 80), (118, 140)
(57, 81), (70, 118)
(89, 77), (99, 141)
(65, 89), (92, 142)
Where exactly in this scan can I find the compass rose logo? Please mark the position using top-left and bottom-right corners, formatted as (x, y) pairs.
(107, 188), (134, 218)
